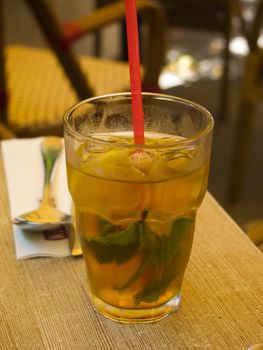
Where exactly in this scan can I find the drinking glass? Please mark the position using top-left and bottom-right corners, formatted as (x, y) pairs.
(63, 92), (214, 323)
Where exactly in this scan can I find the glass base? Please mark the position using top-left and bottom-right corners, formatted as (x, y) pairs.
(91, 293), (182, 324)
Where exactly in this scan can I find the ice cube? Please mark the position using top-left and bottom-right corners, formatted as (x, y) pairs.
(129, 151), (156, 176)
(75, 142), (109, 165)
(166, 146), (201, 173)
(165, 145), (197, 161)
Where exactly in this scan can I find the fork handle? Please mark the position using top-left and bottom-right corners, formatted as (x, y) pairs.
(41, 137), (62, 206)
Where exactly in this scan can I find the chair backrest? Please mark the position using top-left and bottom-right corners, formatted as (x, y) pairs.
(0, 0), (166, 138)
(0, 0), (7, 126)
(23, 0), (96, 100)
(23, 0), (166, 94)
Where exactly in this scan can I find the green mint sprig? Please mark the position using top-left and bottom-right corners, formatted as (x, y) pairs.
(83, 219), (141, 264)
(83, 214), (192, 303)
(123, 217), (192, 304)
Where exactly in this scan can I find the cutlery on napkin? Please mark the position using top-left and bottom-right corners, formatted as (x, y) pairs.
(2, 137), (82, 259)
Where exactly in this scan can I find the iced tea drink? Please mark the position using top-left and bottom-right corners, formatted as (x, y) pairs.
(63, 93), (213, 323)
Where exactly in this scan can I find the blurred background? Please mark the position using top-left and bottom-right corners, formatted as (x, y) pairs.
(1, 0), (263, 249)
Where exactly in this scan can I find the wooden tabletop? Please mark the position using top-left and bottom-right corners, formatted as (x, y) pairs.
(1, 150), (263, 350)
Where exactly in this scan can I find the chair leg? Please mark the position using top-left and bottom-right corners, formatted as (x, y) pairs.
(217, 3), (232, 122)
(23, 0), (94, 100)
(0, 121), (16, 139)
(218, 36), (230, 122)
(227, 99), (255, 202)
(0, 0), (8, 128)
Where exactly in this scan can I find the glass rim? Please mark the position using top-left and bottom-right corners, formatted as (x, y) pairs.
(63, 92), (214, 149)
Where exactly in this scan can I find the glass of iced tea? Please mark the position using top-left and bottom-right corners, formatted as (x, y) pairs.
(63, 92), (213, 323)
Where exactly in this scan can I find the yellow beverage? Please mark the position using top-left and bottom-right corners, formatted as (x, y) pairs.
(67, 132), (209, 322)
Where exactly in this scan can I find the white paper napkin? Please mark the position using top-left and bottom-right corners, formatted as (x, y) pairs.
(2, 137), (71, 259)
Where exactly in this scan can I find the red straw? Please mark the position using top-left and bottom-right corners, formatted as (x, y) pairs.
(125, 0), (144, 144)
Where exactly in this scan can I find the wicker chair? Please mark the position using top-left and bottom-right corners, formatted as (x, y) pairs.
(0, 0), (166, 139)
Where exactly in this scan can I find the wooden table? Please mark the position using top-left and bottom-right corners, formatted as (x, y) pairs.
(1, 150), (263, 350)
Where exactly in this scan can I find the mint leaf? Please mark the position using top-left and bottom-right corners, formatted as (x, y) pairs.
(86, 239), (139, 264)
(134, 280), (168, 304)
(87, 221), (140, 246)
(133, 218), (193, 304)
(83, 220), (141, 264)
(116, 253), (150, 290)
(139, 221), (159, 252)
(116, 221), (159, 288)
(82, 213), (193, 305)
(163, 218), (192, 265)
(134, 266), (175, 304)
(98, 216), (121, 236)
